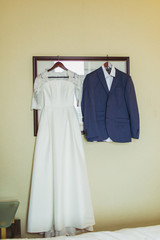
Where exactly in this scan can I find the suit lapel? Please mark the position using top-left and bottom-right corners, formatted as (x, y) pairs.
(97, 67), (109, 94)
(109, 68), (119, 95)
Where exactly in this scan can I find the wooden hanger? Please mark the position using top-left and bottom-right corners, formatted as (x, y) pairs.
(47, 56), (68, 72)
(104, 56), (108, 68)
(104, 55), (109, 68)
(104, 55), (111, 74)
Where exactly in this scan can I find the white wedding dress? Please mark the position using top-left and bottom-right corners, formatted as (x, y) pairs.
(27, 69), (95, 236)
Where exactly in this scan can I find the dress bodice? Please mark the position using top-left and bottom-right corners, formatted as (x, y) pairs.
(43, 80), (75, 108)
(32, 70), (83, 110)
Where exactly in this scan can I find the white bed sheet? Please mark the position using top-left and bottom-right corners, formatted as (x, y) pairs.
(55, 225), (160, 240)
(52, 225), (160, 240)
(66, 225), (160, 240)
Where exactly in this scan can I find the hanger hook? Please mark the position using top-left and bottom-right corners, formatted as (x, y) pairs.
(106, 54), (109, 61)
(57, 55), (60, 62)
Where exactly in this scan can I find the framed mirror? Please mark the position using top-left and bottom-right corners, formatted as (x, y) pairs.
(33, 56), (130, 136)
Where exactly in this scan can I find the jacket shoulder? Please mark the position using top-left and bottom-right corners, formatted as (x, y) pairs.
(83, 68), (100, 87)
(116, 68), (132, 87)
(85, 68), (99, 79)
(116, 68), (130, 79)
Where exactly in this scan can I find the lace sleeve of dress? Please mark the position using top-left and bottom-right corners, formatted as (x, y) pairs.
(71, 73), (84, 106)
(32, 74), (46, 110)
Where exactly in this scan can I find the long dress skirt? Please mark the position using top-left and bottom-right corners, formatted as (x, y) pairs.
(28, 77), (95, 236)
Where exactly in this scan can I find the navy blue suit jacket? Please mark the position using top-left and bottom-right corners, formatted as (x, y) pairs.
(81, 67), (140, 142)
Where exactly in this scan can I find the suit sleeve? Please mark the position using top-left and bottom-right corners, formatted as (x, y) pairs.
(81, 76), (99, 141)
(125, 77), (140, 139)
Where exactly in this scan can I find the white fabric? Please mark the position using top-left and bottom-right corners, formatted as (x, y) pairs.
(102, 64), (116, 91)
(53, 224), (160, 239)
(28, 69), (95, 236)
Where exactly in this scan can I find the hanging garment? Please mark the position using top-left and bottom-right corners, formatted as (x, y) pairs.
(28, 70), (95, 236)
(81, 64), (140, 142)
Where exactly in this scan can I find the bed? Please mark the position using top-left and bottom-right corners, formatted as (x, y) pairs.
(49, 225), (160, 239)
(13, 225), (160, 240)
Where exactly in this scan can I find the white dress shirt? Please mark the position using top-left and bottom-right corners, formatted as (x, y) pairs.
(102, 64), (115, 90)
(101, 63), (116, 142)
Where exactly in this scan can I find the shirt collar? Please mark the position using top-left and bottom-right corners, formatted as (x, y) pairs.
(102, 63), (116, 78)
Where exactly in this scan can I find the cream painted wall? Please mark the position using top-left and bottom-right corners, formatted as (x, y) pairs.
(0, 0), (160, 237)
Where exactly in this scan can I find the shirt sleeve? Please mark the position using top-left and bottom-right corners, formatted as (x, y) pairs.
(74, 75), (84, 106)
(32, 75), (45, 110)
